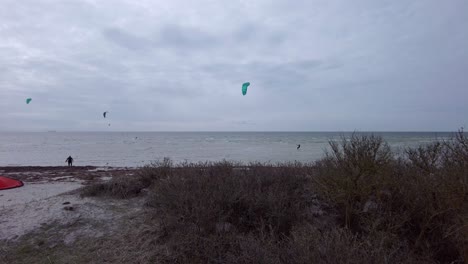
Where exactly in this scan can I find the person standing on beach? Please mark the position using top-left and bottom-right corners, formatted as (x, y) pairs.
(65, 156), (74, 167)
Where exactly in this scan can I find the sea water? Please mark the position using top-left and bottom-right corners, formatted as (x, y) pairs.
(0, 132), (454, 167)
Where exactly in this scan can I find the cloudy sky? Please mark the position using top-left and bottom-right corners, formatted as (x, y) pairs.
(1, 0), (467, 131)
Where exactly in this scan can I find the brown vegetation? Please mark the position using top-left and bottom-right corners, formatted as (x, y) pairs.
(314, 131), (468, 263)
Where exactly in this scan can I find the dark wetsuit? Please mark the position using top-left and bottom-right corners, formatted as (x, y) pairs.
(66, 156), (73, 167)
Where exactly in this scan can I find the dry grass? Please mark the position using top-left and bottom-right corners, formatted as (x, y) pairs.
(0, 220), (158, 264)
(79, 174), (146, 199)
(79, 158), (177, 199)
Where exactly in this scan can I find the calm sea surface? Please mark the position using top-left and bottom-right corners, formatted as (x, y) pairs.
(0, 132), (455, 167)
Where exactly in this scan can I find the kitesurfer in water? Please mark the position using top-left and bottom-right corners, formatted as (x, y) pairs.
(297, 144), (301, 150)
(65, 156), (74, 167)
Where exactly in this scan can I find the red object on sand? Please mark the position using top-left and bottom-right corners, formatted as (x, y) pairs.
(0, 176), (24, 190)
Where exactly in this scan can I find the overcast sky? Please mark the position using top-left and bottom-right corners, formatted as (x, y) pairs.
(1, 0), (467, 131)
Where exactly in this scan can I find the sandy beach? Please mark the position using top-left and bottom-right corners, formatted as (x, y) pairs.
(0, 166), (138, 241)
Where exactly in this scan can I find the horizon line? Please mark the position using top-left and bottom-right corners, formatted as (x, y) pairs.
(0, 130), (462, 133)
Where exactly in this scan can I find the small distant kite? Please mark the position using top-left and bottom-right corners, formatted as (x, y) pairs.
(242, 82), (250, 96)
(26, 98), (32, 104)
(103, 111), (108, 118)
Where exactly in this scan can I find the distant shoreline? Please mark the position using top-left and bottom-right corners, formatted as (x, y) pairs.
(0, 130), (461, 133)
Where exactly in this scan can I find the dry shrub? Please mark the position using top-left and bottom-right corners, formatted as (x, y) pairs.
(314, 132), (468, 263)
(285, 224), (426, 264)
(147, 161), (312, 237)
(314, 134), (393, 229)
(154, 231), (283, 264)
(80, 157), (174, 199)
(146, 161), (316, 263)
(406, 142), (443, 173)
(400, 131), (468, 262)
(137, 157), (174, 186)
(80, 175), (146, 199)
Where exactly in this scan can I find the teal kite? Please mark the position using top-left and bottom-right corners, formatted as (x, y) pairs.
(26, 98), (32, 104)
(242, 82), (250, 96)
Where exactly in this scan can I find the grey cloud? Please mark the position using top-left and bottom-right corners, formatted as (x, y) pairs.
(233, 22), (286, 46)
(158, 24), (218, 49)
(102, 27), (152, 50)
(1, 0), (467, 131)
(101, 24), (219, 54)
